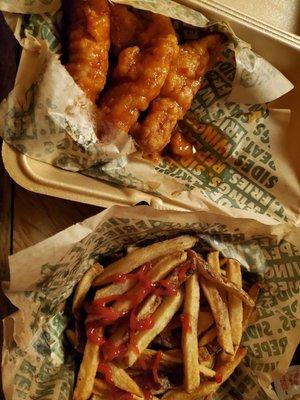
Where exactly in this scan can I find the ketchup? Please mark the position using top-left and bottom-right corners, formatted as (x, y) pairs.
(98, 363), (113, 384)
(152, 351), (162, 383)
(85, 296), (122, 324)
(215, 372), (223, 383)
(108, 262), (153, 284)
(130, 309), (154, 332)
(155, 279), (177, 296)
(136, 355), (148, 370)
(180, 313), (191, 335)
(86, 322), (105, 346)
(129, 333), (140, 356)
(143, 391), (153, 400)
(177, 261), (196, 282)
(110, 273), (128, 284)
(119, 394), (134, 400)
(120, 278), (155, 308)
(101, 340), (127, 362)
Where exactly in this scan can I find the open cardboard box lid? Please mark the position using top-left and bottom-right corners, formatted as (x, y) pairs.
(2, 0), (300, 210)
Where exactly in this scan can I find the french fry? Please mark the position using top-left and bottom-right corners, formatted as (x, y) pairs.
(93, 394), (144, 400)
(109, 318), (130, 346)
(73, 337), (101, 400)
(207, 251), (221, 273)
(207, 251), (226, 300)
(71, 237), (258, 400)
(227, 259), (243, 346)
(112, 251), (187, 316)
(198, 311), (214, 335)
(104, 363), (143, 396)
(93, 378), (143, 400)
(243, 283), (260, 331)
(198, 364), (216, 378)
(190, 251), (254, 307)
(135, 349), (182, 368)
(136, 253), (194, 323)
(219, 258), (228, 267)
(182, 274), (200, 392)
(126, 289), (184, 366)
(94, 279), (136, 300)
(161, 347), (247, 400)
(72, 264), (103, 317)
(94, 251), (186, 306)
(198, 346), (214, 368)
(200, 277), (234, 355)
(198, 326), (217, 346)
(93, 235), (197, 286)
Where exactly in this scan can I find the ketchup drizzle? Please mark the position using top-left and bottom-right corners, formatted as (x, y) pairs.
(98, 363), (113, 384)
(155, 279), (177, 296)
(130, 309), (154, 332)
(177, 261), (196, 282)
(101, 339), (128, 362)
(215, 372), (223, 384)
(136, 354), (148, 370)
(181, 313), (191, 335)
(143, 390), (153, 400)
(85, 295), (121, 324)
(86, 322), (105, 346)
(152, 351), (163, 383)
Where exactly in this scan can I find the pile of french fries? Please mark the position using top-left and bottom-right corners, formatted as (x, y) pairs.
(67, 235), (260, 400)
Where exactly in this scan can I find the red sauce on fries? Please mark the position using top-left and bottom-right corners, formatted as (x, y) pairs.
(85, 295), (122, 323)
(152, 351), (163, 383)
(215, 372), (223, 383)
(85, 322), (105, 345)
(180, 313), (191, 335)
(143, 390), (153, 400)
(102, 340), (127, 362)
(155, 279), (177, 296)
(119, 393), (134, 400)
(130, 309), (154, 331)
(136, 354), (148, 370)
(177, 261), (196, 281)
(98, 362), (113, 384)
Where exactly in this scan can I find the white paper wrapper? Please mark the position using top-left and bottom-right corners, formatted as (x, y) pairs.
(274, 366), (300, 400)
(2, 205), (300, 400)
(0, 0), (298, 223)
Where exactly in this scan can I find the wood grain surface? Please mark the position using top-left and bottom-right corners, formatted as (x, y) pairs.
(13, 185), (100, 252)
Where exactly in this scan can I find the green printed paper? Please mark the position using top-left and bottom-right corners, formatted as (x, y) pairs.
(2, 206), (300, 399)
(0, 0), (298, 223)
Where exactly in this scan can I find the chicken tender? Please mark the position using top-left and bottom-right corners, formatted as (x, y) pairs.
(96, 14), (178, 140)
(66, 0), (110, 102)
(110, 4), (145, 54)
(132, 34), (223, 158)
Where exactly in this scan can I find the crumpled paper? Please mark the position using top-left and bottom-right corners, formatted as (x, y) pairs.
(0, 0), (298, 223)
(2, 205), (300, 400)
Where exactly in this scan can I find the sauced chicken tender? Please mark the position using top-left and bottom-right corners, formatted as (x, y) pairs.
(96, 14), (179, 140)
(66, 0), (110, 102)
(132, 34), (223, 158)
(110, 4), (145, 54)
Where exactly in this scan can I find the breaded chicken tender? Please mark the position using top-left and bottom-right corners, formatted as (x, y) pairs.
(110, 4), (145, 54)
(96, 14), (178, 140)
(132, 34), (223, 158)
(66, 0), (110, 102)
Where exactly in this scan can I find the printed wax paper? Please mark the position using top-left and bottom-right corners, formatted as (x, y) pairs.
(274, 366), (300, 399)
(2, 205), (300, 400)
(0, 0), (298, 223)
